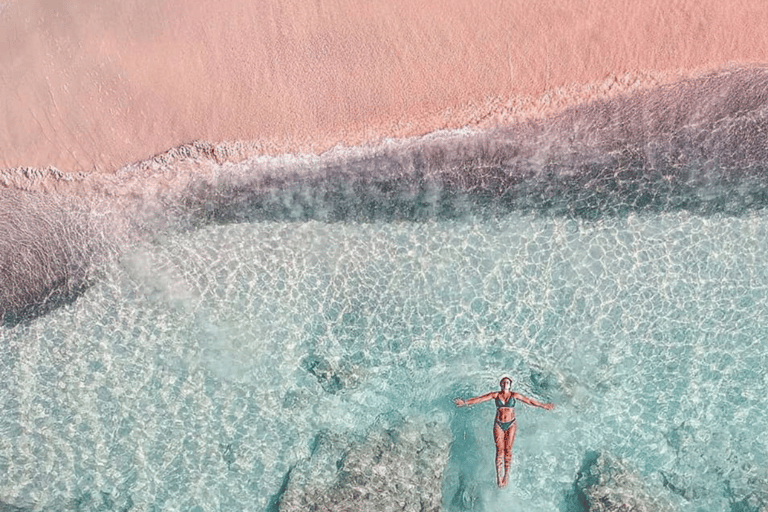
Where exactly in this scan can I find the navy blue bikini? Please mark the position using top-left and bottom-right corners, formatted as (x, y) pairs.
(495, 394), (516, 432)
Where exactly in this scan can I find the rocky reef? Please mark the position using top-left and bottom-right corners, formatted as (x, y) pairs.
(300, 353), (360, 394)
(568, 447), (768, 511)
(0, 189), (121, 326)
(659, 422), (768, 512)
(564, 451), (675, 512)
(274, 415), (451, 512)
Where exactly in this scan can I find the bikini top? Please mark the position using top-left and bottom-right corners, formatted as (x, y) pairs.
(495, 394), (516, 408)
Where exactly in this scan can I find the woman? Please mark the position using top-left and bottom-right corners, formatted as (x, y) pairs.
(454, 376), (554, 488)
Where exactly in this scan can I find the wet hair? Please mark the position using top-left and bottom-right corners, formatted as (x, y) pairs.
(499, 376), (512, 388)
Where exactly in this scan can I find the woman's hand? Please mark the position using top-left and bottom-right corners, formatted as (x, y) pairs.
(454, 392), (495, 407)
(542, 403), (555, 410)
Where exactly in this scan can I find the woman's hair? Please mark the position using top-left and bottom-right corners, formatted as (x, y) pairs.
(499, 376), (513, 388)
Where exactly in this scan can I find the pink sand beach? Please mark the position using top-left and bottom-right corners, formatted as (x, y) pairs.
(2, 0), (768, 174)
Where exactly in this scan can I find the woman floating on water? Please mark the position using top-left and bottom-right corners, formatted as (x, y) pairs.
(454, 376), (554, 488)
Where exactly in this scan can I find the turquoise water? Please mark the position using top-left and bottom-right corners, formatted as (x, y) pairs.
(2, 208), (767, 510)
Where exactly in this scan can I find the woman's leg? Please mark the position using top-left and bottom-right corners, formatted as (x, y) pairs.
(501, 423), (518, 486)
(493, 423), (505, 487)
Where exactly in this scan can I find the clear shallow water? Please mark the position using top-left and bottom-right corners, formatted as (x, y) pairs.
(2, 211), (768, 511)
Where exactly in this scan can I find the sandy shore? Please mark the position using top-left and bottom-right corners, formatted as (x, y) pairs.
(2, 0), (768, 173)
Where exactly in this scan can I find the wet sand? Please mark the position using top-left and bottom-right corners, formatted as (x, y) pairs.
(2, 0), (768, 173)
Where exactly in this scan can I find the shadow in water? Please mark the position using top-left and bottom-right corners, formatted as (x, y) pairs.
(444, 410), (492, 511)
(265, 465), (294, 512)
(558, 450), (600, 512)
(1, 279), (94, 329)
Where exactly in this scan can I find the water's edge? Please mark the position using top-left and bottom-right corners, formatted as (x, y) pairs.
(2, 66), (767, 323)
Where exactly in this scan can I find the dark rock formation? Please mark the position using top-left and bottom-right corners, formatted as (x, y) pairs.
(573, 452), (674, 512)
(301, 354), (345, 394)
(0, 189), (116, 326)
(300, 353), (360, 394)
(277, 415), (451, 512)
(0, 500), (31, 512)
(660, 422), (768, 511)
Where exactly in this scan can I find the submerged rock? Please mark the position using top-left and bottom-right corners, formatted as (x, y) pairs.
(659, 422), (768, 511)
(300, 353), (360, 394)
(0, 499), (31, 512)
(575, 453), (674, 512)
(277, 415), (451, 512)
(301, 354), (344, 393)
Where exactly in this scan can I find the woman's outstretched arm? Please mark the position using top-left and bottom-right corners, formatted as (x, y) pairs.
(512, 393), (554, 410)
(454, 392), (497, 407)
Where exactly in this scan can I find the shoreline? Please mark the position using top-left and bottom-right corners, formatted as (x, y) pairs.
(0, 64), (760, 177)
(3, 64), (768, 324)
(2, 63), (766, 195)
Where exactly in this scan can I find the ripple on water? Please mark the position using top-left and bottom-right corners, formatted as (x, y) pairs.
(1, 212), (767, 511)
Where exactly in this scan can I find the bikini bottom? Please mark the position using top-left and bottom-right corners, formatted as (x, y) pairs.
(495, 418), (516, 432)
